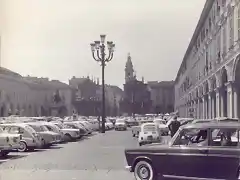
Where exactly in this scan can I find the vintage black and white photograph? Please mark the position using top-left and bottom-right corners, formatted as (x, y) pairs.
(0, 0), (240, 180)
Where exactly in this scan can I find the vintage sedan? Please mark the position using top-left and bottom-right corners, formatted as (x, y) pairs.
(1, 123), (43, 152)
(27, 122), (59, 147)
(125, 122), (240, 180)
(115, 119), (127, 131)
(0, 126), (22, 156)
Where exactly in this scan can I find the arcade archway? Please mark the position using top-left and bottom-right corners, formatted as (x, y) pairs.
(234, 56), (240, 118)
(221, 67), (228, 117)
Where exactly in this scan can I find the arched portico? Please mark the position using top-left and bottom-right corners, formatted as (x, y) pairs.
(233, 55), (240, 118)
(220, 67), (228, 117)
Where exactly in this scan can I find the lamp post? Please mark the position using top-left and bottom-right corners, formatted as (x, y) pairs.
(90, 35), (115, 133)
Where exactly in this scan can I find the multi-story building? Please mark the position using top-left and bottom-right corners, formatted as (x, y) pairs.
(148, 81), (175, 114)
(24, 76), (73, 117)
(0, 68), (73, 117)
(175, 0), (240, 119)
(69, 76), (124, 116)
(69, 76), (101, 116)
(105, 85), (124, 116)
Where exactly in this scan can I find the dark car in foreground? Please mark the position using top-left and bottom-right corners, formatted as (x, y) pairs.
(125, 122), (240, 180)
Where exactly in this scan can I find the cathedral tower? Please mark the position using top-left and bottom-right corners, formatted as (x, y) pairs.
(125, 53), (135, 83)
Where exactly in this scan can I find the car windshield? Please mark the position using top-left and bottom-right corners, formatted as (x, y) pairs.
(64, 124), (78, 129)
(29, 125), (48, 132)
(143, 125), (156, 132)
(25, 125), (36, 134)
(55, 123), (63, 129)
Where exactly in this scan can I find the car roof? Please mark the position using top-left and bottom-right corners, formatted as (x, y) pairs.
(141, 122), (156, 126)
(0, 123), (30, 127)
(214, 117), (239, 121)
(182, 122), (240, 129)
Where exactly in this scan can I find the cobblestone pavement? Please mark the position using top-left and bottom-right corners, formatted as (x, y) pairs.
(0, 130), (139, 180)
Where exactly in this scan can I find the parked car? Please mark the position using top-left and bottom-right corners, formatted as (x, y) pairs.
(0, 126), (22, 156)
(153, 118), (168, 136)
(63, 122), (88, 136)
(138, 123), (161, 146)
(125, 122), (240, 180)
(39, 122), (65, 142)
(132, 120), (153, 137)
(51, 121), (82, 141)
(0, 123), (43, 152)
(115, 119), (127, 131)
(105, 120), (114, 130)
(27, 122), (59, 147)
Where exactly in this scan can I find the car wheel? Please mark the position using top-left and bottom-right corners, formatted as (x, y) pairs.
(134, 160), (155, 180)
(133, 133), (135, 137)
(0, 151), (9, 157)
(139, 142), (142, 146)
(18, 141), (28, 152)
(64, 134), (72, 142)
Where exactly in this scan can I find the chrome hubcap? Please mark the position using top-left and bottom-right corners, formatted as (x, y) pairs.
(19, 142), (25, 150)
(138, 166), (149, 179)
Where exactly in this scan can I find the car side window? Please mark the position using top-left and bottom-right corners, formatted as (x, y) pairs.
(173, 128), (208, 147)
(9, 127), (20, 134)
(210, 128), (239, 148)
(9, 127), (24, 134)
(46, 126), (53, 131)
(3, 126), (10, 132)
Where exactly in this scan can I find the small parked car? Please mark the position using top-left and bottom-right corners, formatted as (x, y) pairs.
(1, 123), (43, 152)
(125, 122), (240, 180)
(115, 119), (127, 131)
(63, 122), (88, 136)
(0, 126), (22, 156)
(51, 121), (82, 141)
(138, 123), (160, 146)
(153, 118), (169, 136)
(27, 122), (59, 147)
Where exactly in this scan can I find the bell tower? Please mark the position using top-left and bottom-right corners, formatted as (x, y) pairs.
(125, 53), (135, 83)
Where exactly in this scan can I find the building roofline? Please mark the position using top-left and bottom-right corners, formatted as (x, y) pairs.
(175, 0), (214, 83)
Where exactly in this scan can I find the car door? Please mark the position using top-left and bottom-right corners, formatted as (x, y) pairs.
(160, 128), (210, 179)
(206, 128), (240, 179)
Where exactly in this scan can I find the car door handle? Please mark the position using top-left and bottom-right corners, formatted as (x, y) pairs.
(198, 149), (209, 154)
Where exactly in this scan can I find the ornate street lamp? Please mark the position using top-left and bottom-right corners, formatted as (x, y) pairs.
(90, 35), (115, 133)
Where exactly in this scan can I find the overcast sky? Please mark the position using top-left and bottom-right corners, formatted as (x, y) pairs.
(0, 0), (205, 87)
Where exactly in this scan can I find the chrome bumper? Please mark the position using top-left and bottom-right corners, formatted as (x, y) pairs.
(125, 165), (132, 172)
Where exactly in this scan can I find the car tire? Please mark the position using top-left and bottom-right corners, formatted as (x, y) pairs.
(139, 142), (142, 146)
(134, 160), (156, 180)
(64, 134), (72, 142)
(0, 151), (9, 157)
(133, 133), (135, 137)
(18, 141), (28, 152)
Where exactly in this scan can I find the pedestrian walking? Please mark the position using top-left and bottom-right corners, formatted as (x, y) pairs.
(168, 116), (181, 137)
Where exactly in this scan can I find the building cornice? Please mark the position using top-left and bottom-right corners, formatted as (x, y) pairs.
(175, 0), (214, 83)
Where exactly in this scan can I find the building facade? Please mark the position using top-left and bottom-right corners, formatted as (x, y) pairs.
(69, 76), (124, 116)
(105, 85), (124, 116)
(0, 68), (73, 117)
(69, 76), (101, 116)
(175, 0), (240, 119)
(148, 81), (175, 114)
(121, 53), (152, 115)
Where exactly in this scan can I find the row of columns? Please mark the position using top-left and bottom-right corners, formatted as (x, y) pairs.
(185, 82), (238, 119)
